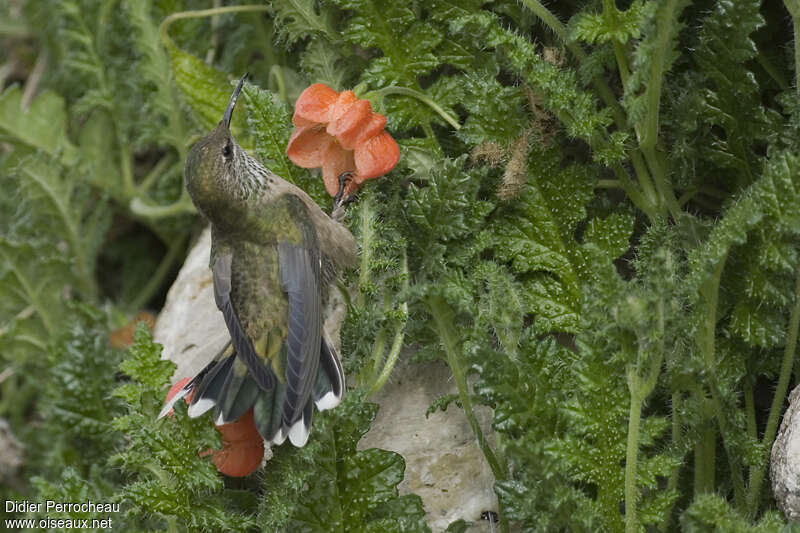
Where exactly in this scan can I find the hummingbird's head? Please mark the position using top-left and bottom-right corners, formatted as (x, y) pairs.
(184, 74), (250, 214)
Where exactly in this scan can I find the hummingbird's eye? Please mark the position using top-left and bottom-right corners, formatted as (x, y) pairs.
(222, 141), (233, 160)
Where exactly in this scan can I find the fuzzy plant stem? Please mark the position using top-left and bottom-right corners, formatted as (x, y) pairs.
(659, 392), (682, 532)
(427, 295), (510, 533)
(625, 299), (664, 533)
(367, 253), (409, 397)
(519, 0), (667, 219)
(427, 295), (505, 478)
(787, 0), (800, 89)
(365, 86), (461, 130)
(747, 268), (800, 514)
(692, 258), (725, 495)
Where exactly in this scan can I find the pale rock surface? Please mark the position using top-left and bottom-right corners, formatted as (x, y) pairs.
(771, 384), (800, 521)
(155, 227), (500, 532)
(154, 227), (228, 381)
(359, 358), (499, 532)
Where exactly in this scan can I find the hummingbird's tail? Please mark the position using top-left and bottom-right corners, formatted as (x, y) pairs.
(171, 335), (344, 449)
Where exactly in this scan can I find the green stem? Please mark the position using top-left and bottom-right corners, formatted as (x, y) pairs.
(126, 235), (186, 312)
(367, 314), (407, 397)
(136, 155), (177, 195)
(357, 196), (376, 309)
(613, 41), (631, 86)
(366, 86), (461, 130)
(659, 392), (682, 532)
(596, 179), (622, 189)
(787, 0), (800, 90)
(640, 0), (681, 149)
(710, 389), (746, 509)
(747, 268), (800, 514)
(159, 5), (270, 49)
(745, 385), (757, 441)
(693, 258), (725, 495)
(427, 295), (506, 482)
(613, 164), (657, 220)
(625, 383), (645, 533)
(367, 252), (409, 397)
(625, 313), (663, 533)
(129, 195), (196, 218)
(519, 0), (629, 129)
(269, 64), (287, 102)
(643, 148), (681, 219)
(601, 0), (632, 87)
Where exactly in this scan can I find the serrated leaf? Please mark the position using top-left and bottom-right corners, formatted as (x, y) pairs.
(169, 46), (246, 134)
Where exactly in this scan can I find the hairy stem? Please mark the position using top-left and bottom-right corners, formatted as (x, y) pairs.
(747, 267), (800, 514)
(367, 86), (461, 130)
(659, 392), (682, 532)
(368, 253), (409, 397)
(640, 0), (682, 150)
(427, 295), (506, 481)
(625, 384), (645, 533)
(625, 299), (664, 533)
(787, 0), (800, 89)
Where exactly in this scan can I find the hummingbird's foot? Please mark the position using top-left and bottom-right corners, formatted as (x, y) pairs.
(332, 172), (357, 222)
(333, 171), (354, 208)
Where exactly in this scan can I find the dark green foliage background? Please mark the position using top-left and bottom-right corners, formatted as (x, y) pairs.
(2, 0), (800, 531)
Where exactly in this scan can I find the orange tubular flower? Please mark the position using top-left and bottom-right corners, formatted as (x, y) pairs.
(286, 83), (400, 197)
(164, 378), (264, 477)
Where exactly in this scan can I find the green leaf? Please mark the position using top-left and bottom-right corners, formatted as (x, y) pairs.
(261, 394), (430, 533)
(570, 1), (652, 44)
(169, 46), (246, 134)
(272, 0), (338, 44)
(0, 86), (78, 164)
(680, 494), (785, 532)
(117, 325), (174, 392)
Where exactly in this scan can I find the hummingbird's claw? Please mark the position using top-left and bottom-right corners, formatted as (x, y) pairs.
(332, 172), (357, 222)
(333, 171), (355, 210)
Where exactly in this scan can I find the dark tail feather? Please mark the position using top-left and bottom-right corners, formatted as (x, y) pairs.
(254, 381), (286, 444)
(187, 344), (236, 418)
(313, 336), (344, 411)
(214, 358), (260, 425)
(184, 335), (344, 449)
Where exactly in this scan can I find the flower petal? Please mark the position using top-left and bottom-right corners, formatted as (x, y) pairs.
(353, 113), (387, 147)
(210, 410), (265, 477)
(286, 126), (334, 168)
(354, 131), (400, 181)
(327, 91), (358, 130)
(328, 100), (373, 150)
(322, 142), (356, 196)
(293, 83), (338, 126)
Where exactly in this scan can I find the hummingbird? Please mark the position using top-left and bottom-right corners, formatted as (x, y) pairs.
(160, 74), (357, 448)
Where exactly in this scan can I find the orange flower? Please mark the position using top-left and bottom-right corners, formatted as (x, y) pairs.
(164, 378), (264, 477)
(286, 83), (399, 197)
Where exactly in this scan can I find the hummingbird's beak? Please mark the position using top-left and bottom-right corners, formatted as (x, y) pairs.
(222, 73), (249, 129)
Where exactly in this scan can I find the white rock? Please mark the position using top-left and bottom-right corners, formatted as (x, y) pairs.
(154, 227), (227, 381)
(359, 358), (499, 533)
